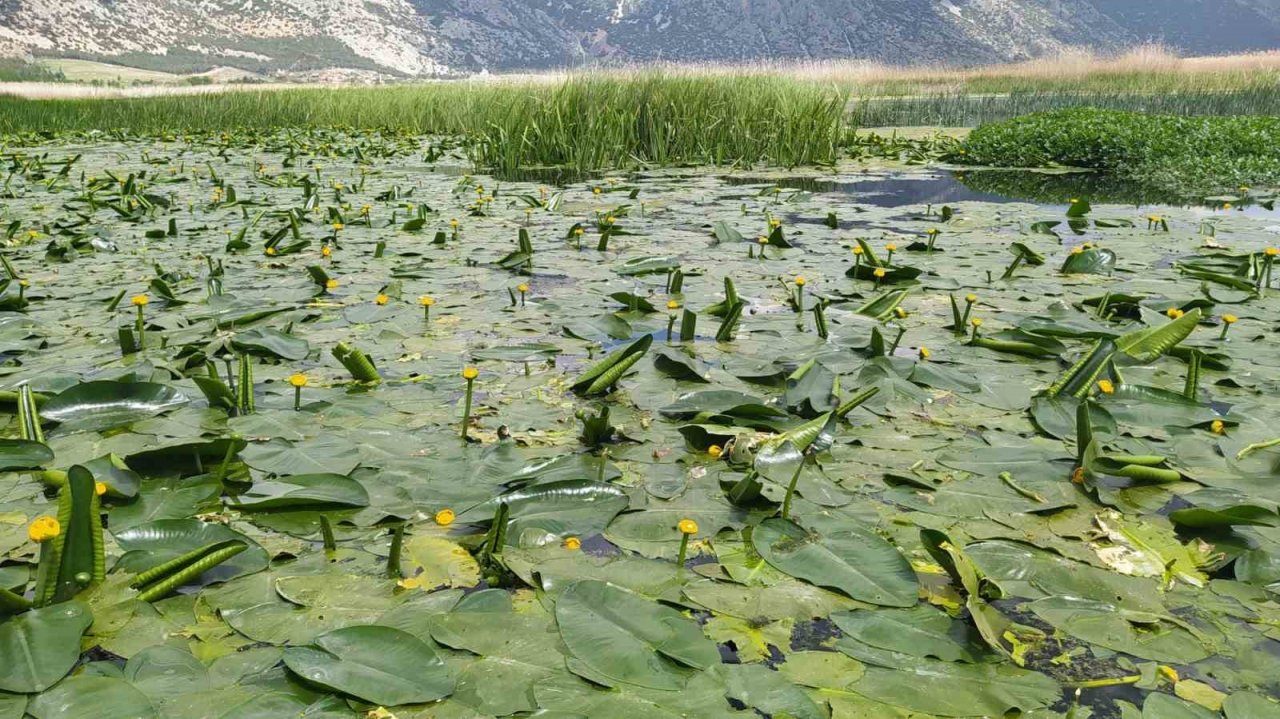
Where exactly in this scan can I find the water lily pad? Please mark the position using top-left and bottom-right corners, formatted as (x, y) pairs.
(554, 579), (718, 690)
(752, 518), (918, 607)
(229, 473), (369, 511)
(0, 601), (93, 693)
(0, 439), (54, 471)
(41, 381), (188, 432)
(283, 625), (452, 706)
(26, 676), (157, 719)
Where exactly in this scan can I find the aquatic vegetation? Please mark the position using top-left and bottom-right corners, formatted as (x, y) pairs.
(961, 108), (1280, 196)
(0, 127), (1277, 719)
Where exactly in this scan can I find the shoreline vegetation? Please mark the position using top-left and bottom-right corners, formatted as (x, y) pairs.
(1, 46), (1277, 194)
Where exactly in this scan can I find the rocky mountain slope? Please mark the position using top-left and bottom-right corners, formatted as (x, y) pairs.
(0, 0), (1277, 78)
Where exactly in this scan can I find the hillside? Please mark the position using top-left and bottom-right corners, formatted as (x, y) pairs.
(0, 0), (1278, 78)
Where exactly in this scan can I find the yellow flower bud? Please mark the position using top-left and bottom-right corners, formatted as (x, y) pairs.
(1097, 379), (1115, 394)
(462, 367), (479, 381)
(678, 519), (699, 535)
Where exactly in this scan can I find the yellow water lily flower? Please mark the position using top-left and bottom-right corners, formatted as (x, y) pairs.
(325, 279), (339, 290)
(322, 245), (332, 258)
(375, 294), (389, 306)
(131, 294), (149, 306)
(95, 481), (108, 496)
(1098, 379), (1115, 394)
(1211, 420), (1226, 435)
(678, 518), (699, 535)
(517, 283), (529, 293)
(918, 346), (930, 360)
(965, 293), (977, 304)
(434, 508), (455, 526)
(794, 276), (806, 287)
(419, 296), (435, 307)
(708, 445), (723, 458)
(462, 367), (479, 381)
(563, 536), (582, 551)
(28, 516), (60, 543)
(873, 268), (887, 279)
(288, 374), (308, 388)
(1222, 314), (1238, 325)
(667, 300), (680, 310)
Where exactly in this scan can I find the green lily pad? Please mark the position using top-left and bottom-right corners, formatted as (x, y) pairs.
(0, 601), (93, 693)
(751, 518), (918, 607)
(41, 382), (188, 433)
(282, 625), (453, 706)
(554, 579), (719, 690)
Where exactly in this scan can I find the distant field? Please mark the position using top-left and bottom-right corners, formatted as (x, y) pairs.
(2, 54), (1278, 130)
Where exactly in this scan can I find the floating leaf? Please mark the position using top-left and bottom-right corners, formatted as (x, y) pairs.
(283, 625), (453, 706)
(751, 518), (918, 607)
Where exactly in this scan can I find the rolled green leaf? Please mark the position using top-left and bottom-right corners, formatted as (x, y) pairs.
(18, 384), (43, 443)
(136, 543), (248, 602)
(571, 334), (652, 395)
(584, 349), (647, 396)
(236, 354), (255, 415)
(1044, 339), (1116, 399)
(714, 302), (743, 342)
(129, 539), (242, 589)
(333, 342), (382, 383)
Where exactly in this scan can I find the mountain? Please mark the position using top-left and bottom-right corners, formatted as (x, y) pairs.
(1, 0), (1278, 79)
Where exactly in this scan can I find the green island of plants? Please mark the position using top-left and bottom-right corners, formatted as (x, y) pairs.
(0, 75), (1279, 719)
(960, 108), (1280, 196)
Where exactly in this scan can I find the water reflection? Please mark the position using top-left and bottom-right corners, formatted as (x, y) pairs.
(720, 170), (1278, 216)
